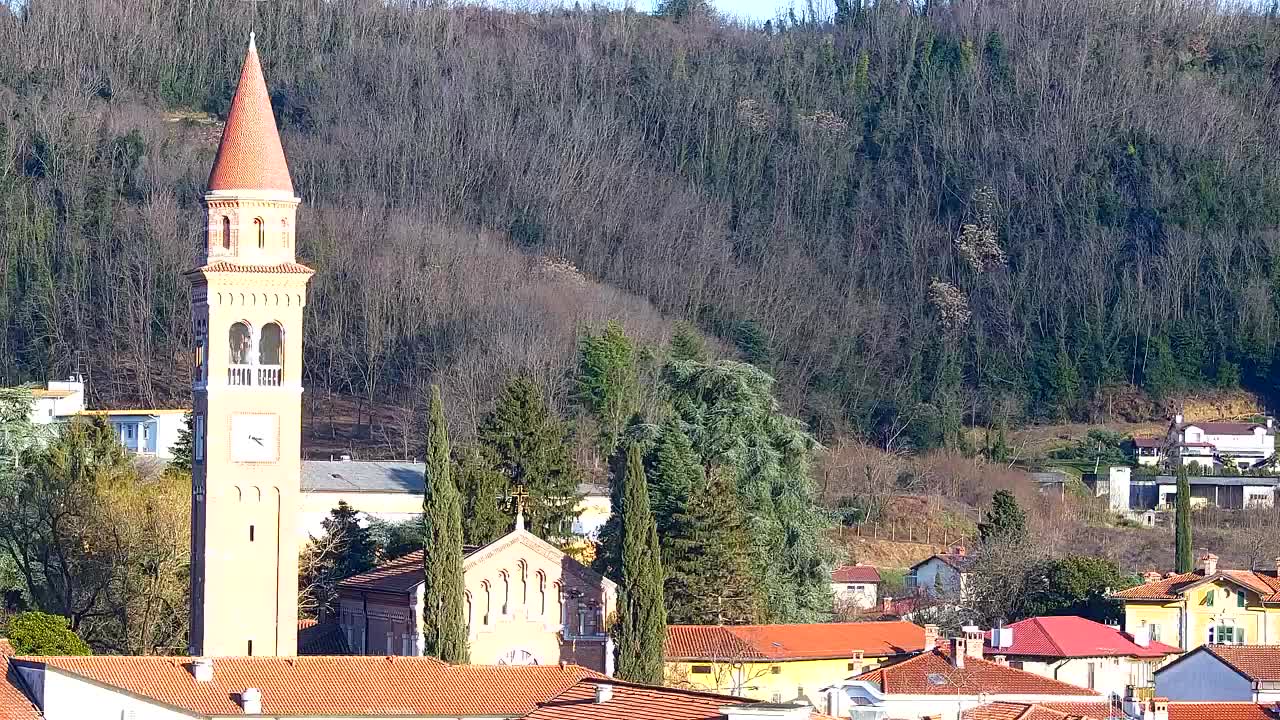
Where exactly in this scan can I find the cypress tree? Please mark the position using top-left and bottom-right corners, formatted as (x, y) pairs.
(476, 376), (581, 543)
(615, 443), (667, 684)
(1175, 462), (1193, 573)
(421, 385), (468, 663)
(664, 468), (758, 625)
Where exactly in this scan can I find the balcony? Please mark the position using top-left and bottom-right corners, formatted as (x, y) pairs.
(228, 364), (282, 387)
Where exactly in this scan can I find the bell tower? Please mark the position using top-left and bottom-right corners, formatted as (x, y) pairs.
(187, 33), (311, 657)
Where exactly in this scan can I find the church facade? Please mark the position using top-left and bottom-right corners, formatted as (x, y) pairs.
(337, 524), (616, 673)
(186, 33), (310, 657)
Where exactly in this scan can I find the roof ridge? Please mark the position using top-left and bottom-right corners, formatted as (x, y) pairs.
(1030, 617), (1068, 658)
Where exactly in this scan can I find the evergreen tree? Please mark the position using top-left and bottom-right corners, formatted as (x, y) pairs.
(455, 446), (510, 546)
(7, 611), (91, 655)
(575, 322), (638, 456)
(662, 359), (833, 622)
(664, 468), (758, 625)
(421, 385), (467, 662)
(669, 322), (706, 362)
(477, 376), (582, 542)
(978, 489), (1027, 546)
(169, 412), (193, 473)
(1144, 336), (1181, 400)
(300, 501), (377, 619)
(649, 419), (701, 541)
(614, 443), (666, 684)
(1175, 462), (1193, 573)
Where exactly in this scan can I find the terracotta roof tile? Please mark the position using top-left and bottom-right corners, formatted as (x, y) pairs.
(984, 616), (1180, 659)
(16, 656), (594, 717)
(855, 648), (1100, 696)
(1169, 703), (1279, 720)
(1200, 645), (1280, 681)
(1114, 569), (1280, 602)
(1184, 422), (1270, 436)
(832, 565), (882, 584)
(0, 643), (41, 720)
(187, 260), (315, 275)
(665, 622), (924, 662)
(208, 35), (294, 194)
(964, 702), (1118, 720)
(524, 677), (752, 720)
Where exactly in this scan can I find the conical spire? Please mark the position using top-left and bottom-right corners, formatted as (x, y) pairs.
(207, 33), (294, 194)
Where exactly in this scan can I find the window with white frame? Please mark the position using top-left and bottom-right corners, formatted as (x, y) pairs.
(1209, 621), (1246, 645)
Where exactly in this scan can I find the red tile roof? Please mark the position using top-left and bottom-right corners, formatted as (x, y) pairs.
(187, 260), (315, 275)
(1184, 422), (1269, 436)
(524, 677), (752, 720)
(339, 547), (485, 594)
(0, 642), (41, 720)
(666, 622), (924, 662)
(15, 656), (594, 717)
(1196, 645), (1280, 681)
(855, 648), (1100, 696)
(1169, 703), (1279, 720)
(1113, 567), (1280, 602)
(832, 565), (882, 584)
(207, 35), (294, 194)
(984, 616), (1181, 659)
(963, 702), (1121, 720)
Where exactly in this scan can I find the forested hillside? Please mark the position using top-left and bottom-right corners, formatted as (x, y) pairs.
(2, 0), (1280, 449)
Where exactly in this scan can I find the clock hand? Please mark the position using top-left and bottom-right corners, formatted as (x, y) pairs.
(250, 435), (263, 446)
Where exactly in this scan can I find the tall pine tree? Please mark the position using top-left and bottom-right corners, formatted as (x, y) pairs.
(575, 322), (638, 456)
(1175, 462), (1193, 573)
(455, 445), (510, 546)
(476, 376), (581, 542)
(614, 443), (666, 684)
(978, 489), (1028, 546)
(421, 386), (467, 663)
(664, 468), (758, 625)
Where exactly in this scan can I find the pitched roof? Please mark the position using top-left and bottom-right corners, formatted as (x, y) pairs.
(854, 648), (1100, 696)
(1169, 703), (1279, 720)
(984, 616), (1180, 659)
(666, 622), (924, 662)
(296, 620), (349, 655)
(963, 702), (1121, 720)
(1186, 645), (1280, 681)
(0, 641), (41, 720)
(207, 35), (294, 194)
(1183, 422), (1269, 436)
(1132, 437), (1164, 448)
(523, 677), (753, 720)
(1114, 567), (1280, 602)
(16, 656), (595, 717)
(187, 261), (315, 275)
(302, 460), (427, 493)
(911, 552), (975, 572)
(831, 565), (882, 584)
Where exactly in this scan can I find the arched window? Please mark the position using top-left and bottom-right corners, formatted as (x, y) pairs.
(553, 582), (564, 626)
(254, 218), (265, 249)
(259, 323), (283, 366)
(221, 216), (232, 250)
(518, 561), (528, 607)
(537, 572), (546, 617)
(229, 322), (252, 365)
(500, 572), (510, 616)
(481, 581), (491, 626)
(464, 592), (473, 634)
(281, 218), (289, 247)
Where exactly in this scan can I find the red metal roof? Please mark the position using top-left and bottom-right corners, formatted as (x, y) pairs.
(15, 656), (594, 717)
(666, 622), (924, 662)
(207, 35), (294, 194)
(983, 616), (1181, 659)
(855, 647), (1100, 696)
(831, 564), (882, 584)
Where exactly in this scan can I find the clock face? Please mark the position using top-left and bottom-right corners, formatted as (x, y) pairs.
(230, 414), (279, 463)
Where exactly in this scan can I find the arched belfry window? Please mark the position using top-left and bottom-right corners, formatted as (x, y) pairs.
(281, 218), (289, 248)
(229, 322), (252, 365)
(254, 218), (265, 249)
(221, 216), (232, 250)
(259, 323), (283, 366)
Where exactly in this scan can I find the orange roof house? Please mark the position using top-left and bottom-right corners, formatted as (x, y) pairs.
(524, 676), (830, 720)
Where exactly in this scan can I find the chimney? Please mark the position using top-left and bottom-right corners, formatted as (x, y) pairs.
(962, 626), (984, 660)
(594, 683), (613, 704)
(950, 638), (966, 669)
(923, 624), (939, 649)
(992, 654), (1008, 666)
(1175, 413), (1183, 425)
(1148, 697), (1169, 720)
(849, 650), (865, 675)
(993, 626), (1014, 649)
(241, 688), (262, 714)
(191, 658), (214, 682)
(1201, 553), (1218, 576)
(882, 595), (893, 614)
(1131, 625), (1151, 648)
(1142, 571), (1163, 583)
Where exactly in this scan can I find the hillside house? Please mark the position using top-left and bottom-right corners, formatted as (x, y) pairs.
(831, 564), (881, 611)
(11, 375), (188, 459)
(1173, 415), (1275, 471)
(1091, 466), (1279, 512)
(1113, 553), (1280, 651)
(908, 547), (974, 601)
(1154, 644), (1280, 703)
(983, 616), (1181, 697)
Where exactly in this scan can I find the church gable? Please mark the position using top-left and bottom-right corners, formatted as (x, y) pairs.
(463, 530), (616, 593)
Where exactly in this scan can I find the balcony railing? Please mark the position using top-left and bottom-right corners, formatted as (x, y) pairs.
(228, 364), (283, 387)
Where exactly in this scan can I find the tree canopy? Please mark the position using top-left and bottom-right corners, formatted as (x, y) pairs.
(5, 611), (91, 656)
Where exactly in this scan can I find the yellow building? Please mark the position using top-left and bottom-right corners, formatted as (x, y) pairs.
(1114, 552), (1280, 651)
(664, 621), (930, 704)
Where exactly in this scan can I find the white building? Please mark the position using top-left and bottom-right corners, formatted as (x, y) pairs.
(299, 459), (610, 541)
(13, 375), (189, 459)
(983, 616), (1181, 697)
(1174, 415), (1275, 471)
(907, 547), (973, 602)
(822, 632), (1102, 720)
(1155, 644), (1280, 703)
(831, 564), (882, 611)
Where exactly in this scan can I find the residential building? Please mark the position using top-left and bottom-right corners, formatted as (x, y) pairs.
(0, 641), (40, 720)
(299, 459), (610, 541)
(664, 621), (929, 704)
(1133, 437), (1165, 467)
(1173, 416), (1275, 471)
(1154, 644), (1280, 703)
(831, 563), (881, 611)
(908, 546), (974, 601)
(1113, 553), (1280, 651)
(964, 699), (1280, 720)
(335, 515), (616, 673)
(983, 616), (1181, 697)
(1090, 466), (1280, 512)
(823, 631), (1101, 720)
(6, 655), (596, 719)
(185, 32), (312, 657)
(12, 376), (188, 459)
(22, 376), (85, 424)
(523, 677), (825, 720)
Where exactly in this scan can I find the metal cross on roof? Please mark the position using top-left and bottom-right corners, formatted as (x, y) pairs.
(511, 484), (529, 532)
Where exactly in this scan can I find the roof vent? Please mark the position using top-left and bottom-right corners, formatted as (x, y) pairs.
(594, 683), (613, 704)
(241, 687), (262, 714)
(191, 658), (214, 682)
